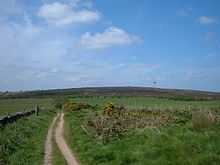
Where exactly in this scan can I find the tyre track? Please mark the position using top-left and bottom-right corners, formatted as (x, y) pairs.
(44, 113), (59, 165)
(55, 112), (79, 165)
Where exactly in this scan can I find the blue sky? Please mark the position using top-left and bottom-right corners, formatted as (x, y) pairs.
(0, 0), (220, 92)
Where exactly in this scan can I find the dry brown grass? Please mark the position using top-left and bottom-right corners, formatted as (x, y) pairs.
(192, 110), (216, 130)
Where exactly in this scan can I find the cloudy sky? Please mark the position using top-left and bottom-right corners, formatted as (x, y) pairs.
(0, 0), (220, 92)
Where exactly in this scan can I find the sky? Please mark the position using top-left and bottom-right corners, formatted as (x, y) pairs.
(0, 0), (220, 92)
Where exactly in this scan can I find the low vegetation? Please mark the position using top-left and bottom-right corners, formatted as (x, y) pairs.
(0, 110), (56, 165)
(63, 101), (93, 112)
(192, 109), (220, 130)
(1, 95), (220, 165)
(0, 98), (53, 116)
(70, 96), (220, 110)
(65, 97), (220, 165)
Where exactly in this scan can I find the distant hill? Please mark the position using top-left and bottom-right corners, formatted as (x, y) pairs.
(1, 87), (220, 100)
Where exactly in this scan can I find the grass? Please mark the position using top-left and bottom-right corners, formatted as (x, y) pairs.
(0, 110), (56, 165)
(65, 96), (220, 165)
(52, 113), (67, 165)
(70, 96), (220, 110)
(1, 96), (220, 164)
(52, 140), (67, 165)
(0, 97), (67, 165)
(0, 98), (53, 116)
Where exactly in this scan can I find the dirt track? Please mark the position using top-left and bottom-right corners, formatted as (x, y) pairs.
(44, 114), (59, 165)
(55, 112), (79, 165)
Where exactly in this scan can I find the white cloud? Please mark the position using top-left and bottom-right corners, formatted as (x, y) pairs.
(38, 2), (100, 26)
(80, 26), (140, 49)
(177, 8), (192, 17)
(198, 16), (217, 25)
(70, 0), (93, 8)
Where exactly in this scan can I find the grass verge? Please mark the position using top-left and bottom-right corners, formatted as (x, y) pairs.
(0, 110), (55, 165)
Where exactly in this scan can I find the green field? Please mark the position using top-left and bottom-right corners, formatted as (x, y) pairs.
(70, 96), (220, 109)
(0, 98), (53, 116)
(65, 96), (220, 165)
(1, 96), (220, 165)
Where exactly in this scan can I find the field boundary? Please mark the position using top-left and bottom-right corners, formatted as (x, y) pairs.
(0, 107), (40, 126)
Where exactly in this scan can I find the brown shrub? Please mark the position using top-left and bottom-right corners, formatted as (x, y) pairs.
(87, 105), (174, 143)
(192, 110), (215, 130)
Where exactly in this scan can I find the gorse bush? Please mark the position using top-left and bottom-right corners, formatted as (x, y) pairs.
(86, 103), (177, 143)
(103, 102), (126, 117)
(63, 101), (92, 111)
(83, 103), (220, 143)
(103, 102), (116, 116)
(64, 97), (220, 165)
(66, 102), (220, 165)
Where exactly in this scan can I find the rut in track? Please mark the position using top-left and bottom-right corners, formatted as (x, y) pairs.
(55, 112), (79, 165)
(44, 114), (59, 165)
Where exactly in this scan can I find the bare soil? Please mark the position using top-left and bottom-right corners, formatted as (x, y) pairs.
(55, 112), (79, 165)
(44, 114), (59, 165)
